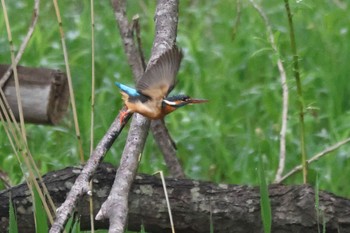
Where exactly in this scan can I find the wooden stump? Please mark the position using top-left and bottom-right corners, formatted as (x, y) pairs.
(0, 65), (69, 124)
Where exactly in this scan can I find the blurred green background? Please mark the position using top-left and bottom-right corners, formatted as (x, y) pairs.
(1, 0), (350, 199)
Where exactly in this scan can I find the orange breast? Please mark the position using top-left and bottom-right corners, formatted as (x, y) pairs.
(121, 92), (162, 119)
(120, 92), (178, 119)
(162, 104), (177, 116)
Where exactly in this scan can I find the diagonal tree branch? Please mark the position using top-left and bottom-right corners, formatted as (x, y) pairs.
(111, 0), (184, 179)
(95, 0), (181, 232)
(48, 108), (132, 233)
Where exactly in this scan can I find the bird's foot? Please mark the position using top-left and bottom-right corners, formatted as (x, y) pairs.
(118, 106), (131, 124)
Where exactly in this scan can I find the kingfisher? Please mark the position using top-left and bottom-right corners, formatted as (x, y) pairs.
(115, 45), (207, 122)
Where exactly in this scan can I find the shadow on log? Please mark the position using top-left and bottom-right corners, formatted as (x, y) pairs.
(0, 163), (349, 233)
(0, 65), (69, 124)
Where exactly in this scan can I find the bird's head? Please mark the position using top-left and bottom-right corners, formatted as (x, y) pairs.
(162, 94), (208, 115)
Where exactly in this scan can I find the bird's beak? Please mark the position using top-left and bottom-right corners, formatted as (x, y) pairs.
(187, 98), (208, 104)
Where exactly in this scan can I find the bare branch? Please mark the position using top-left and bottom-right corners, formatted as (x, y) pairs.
(112, 0), (144, 81)
(95, 114), (150, 232)
(49, 108), (132, 233)
(276, 137), (350, 183)
(151, 120), (185, 178)
(111, 0), (184, 177)
(249, 0), (289, 182)
(96, 0), (180, 232)
(0, 0), (40, 88)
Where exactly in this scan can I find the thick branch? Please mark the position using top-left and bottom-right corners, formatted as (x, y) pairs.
(98, 1), (181, 232)
(1, 163), (349, 233)
(48, 109), (132, 233)
(111, 0), (184, 178)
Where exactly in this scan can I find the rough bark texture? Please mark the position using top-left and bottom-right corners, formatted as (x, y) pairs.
(151, 119), (185, 178)
(97, 0), (181, 232)
(48, 109), (132, 233)
(112, 0), (184, 178)
(0, 65), (69, 124)
(1, 163), (349, 233)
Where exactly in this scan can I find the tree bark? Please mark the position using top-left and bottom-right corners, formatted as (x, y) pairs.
(111, 0), (185, 179)
(0, 65), (69, 125)
(1, 163), (349, 233)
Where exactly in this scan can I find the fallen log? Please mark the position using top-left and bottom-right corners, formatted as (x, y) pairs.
(0, 163), (349, 233)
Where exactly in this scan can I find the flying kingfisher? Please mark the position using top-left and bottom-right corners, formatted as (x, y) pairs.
(115, 45), (207, 122)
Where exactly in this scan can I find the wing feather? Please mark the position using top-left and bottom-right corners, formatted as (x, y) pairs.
(136, 45), (183, 100)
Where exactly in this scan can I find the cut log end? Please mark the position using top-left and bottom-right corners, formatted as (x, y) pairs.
(0, 65), (69, 125)
(47, 69), (70, 124)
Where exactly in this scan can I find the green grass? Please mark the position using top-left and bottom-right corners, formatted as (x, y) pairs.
(33, 185), (49, 233)
(259, 154), (272, 233)
(1, 0), (350, 231)
(9, 197), (18, 233)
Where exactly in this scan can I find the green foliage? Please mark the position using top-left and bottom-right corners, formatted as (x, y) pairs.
(71, 219), (81, 233)
(33, 186), (49, 233)
(1, 0), (350, 231)
(9, 197), (18, 233)
(65, 216), (74, 233)
(315, 174), (326, 233)
(210, 212), (215, 233)
(139, 224), (146, 233)
(258, 155), (272, 233)
(65, 215), (82, 233)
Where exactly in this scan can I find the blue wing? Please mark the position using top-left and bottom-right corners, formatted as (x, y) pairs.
(115, 82), (141, 97)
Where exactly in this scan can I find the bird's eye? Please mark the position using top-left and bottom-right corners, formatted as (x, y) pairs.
(182, 96), (189, 101)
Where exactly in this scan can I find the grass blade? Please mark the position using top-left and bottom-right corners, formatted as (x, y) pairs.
(9, 197), (18, 233)
(33, 186), (49, 233)
(258, 155), (272, 233)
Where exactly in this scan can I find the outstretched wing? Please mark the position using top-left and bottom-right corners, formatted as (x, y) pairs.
(136, 45), (183, 100)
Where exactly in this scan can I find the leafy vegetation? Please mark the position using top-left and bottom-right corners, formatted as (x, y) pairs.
(1, 0), (350, 231)
(259, 154), (272, 233)
(9, 197), (18, 233)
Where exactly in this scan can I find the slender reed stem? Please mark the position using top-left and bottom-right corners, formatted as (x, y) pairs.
(284, 0), (307, 184)
(1, 0), (27, 143)
(249, 0), (290, 186)
(0, 97), (56, 224)
(89, 0), (96, 231)
(52, 0), (85, 163)
(0, 0), (39, 88)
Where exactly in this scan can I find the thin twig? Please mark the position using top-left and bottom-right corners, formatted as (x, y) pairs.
(248, 0), (289, 183)
(151, 120), (185, 178)
(0, 170), (11, 189)
(231, 0), (241, 41)
(1, 0), (27, 143)
(52, 0), (85, 163)
(276, 137), (350, 183)
(89, 0), (96, 231)
(0, 96), (56, 224)
(132, 15), (146, 70)
(0, 7), (56, 219)
(0, 0), (40, 88)
(156, 171), (175, 233)
(90, 0), (96, 158)
(284, 0), (307, 184)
